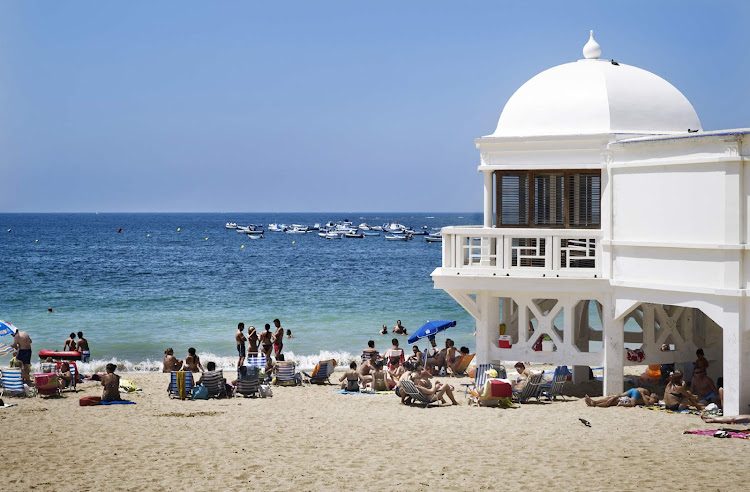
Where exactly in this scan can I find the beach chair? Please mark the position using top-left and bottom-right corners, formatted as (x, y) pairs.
(461, 363), (493, 398)
(246, 355), (266, 370)
(0, 369), (27, 397)
(450, 353), (475, 377)
(202, 370), (228, 398)
(399, 380), (438, 408)
(34, 373), (61, 397)
(303, 359), (336, 385)
(539, 366), (570, 401)
(235, 367), (260, 398)
(275, 361), (301, 386)
(168, 371), (194, 400)
(55, 362), (77, 393)
(512, 373), (544, 404)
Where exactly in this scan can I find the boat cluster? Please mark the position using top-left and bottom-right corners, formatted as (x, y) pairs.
(225, 220), (443, 242)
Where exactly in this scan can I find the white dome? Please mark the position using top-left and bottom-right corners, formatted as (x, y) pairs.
(491, 55), (701, 138)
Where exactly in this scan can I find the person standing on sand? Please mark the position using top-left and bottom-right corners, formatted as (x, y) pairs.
(76, 331), (90, 363)
(247, 325), (259, 357)
(273, 319), (284, 357)
(11, 329), (32, 384)
(63, 332), (76, 351)
(235, 323), (247, 368)
(162, 348), (183, 372)
(259, 324), (274, 363)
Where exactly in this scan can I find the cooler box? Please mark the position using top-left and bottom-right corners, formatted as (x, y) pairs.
(488, 379), (512, 398)
(498, 335), (512, 348)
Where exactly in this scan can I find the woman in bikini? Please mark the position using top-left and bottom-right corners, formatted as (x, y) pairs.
(339, 361), (362, 391)
(259, 324), (274, 362)
(184, 347), (204, 374)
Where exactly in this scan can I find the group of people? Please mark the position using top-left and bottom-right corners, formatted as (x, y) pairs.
(62, 331), (91, 362)
(379, 320), (407, 336)
(586, 348), (723, 410)
(235, 319), (291, 368)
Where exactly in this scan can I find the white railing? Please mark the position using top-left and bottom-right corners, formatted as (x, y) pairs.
(441, 226), (602, 277)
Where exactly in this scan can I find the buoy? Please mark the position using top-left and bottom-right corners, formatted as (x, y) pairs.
(117, 227), (122, 233)
(205, 237), (208, 241)
(35, 239), (39, 243)
(7, 229), (10, 233)
(241, 245), (245, 249)
(146, 234), (150, 237)
(177, 228), (181, 232)
(292, 241), (295, 244)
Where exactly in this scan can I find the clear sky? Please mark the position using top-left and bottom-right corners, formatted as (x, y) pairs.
(1, 1), (747, 213)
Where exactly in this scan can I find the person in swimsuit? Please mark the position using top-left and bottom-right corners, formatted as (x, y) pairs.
(11, 329), (33, 384)
(701, 411), (750, 425)
(663, 370), (703, 411)
(63, 332), (76, 351)
(235, 323), (247, 369)
(76, 331), (91, 363)
(690, 367), (720, 404)
(57, 362), (74, 390)
(339, 361), (362, 391)
(370, 360), (394, 392)
(383, 338), (405, 371)
(393, 320), (407, 335)
(584, 387), (658, 407)
(259, 324), (274, 363)
(273, 319), (284, 357)
(695, 348), (709, 371)
(408, 345), (423, 366)
(286, 329), (293, 339)
(379, 324), (388, 335)
(185, 347), (204, 374)
(101, 363), (121, 402)
(246, 326), (259, 357)
(162, 348), (183, 372)
(512, 362), (538, 391)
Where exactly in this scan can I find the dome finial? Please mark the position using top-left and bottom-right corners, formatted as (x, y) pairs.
(583, 30), (601, 59)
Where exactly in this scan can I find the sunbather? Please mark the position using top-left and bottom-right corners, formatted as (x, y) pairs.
(57, 362), (73, 389)
(370, 360), (394, 392)
(359, 356), (375, 387)
(162, 348), (183, 372)
(383, 339), (405, 370)
(448, 345), (470, 375)
(408, 345), (423, 366)
(339, 361), (362, 391)
(584, 388), (658, 407)
(101, 363), (121, 402)
(701, 413), (749, 424)
(512, 362), (539, 390)
(411, 380), (459, 406)
(184, 347), (204, 374)
(690, 367), (720, 405)
(664, 370), (704, 411)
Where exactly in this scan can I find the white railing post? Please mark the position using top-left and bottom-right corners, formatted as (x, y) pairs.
(545, 235), (553, 270)
(443, 232), (452, 268)
(552, 235), (561, 272)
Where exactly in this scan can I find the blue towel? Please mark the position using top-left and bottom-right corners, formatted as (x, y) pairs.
(101, 400), (135, 405)
(333, 389), (374, 395)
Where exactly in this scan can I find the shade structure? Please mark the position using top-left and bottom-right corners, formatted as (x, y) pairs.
(408, 320), (456, 344)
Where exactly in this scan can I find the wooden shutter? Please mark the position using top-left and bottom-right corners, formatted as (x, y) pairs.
(568, 172), (601, 227)
(497, 172), (529, 226)
(533, 173), (565, 227)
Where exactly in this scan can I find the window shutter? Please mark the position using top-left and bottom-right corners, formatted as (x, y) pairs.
(498, 173), (529, 226)
(533, 173), (565, 227)
(568, 172), (601, 227)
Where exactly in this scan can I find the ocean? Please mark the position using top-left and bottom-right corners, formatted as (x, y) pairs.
(0, 213), (481, 372)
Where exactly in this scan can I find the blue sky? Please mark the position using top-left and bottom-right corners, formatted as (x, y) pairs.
(1, 1), (747, 212)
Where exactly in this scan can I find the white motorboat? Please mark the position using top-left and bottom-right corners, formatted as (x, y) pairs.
(358, 223), (371, 231)
(425, 234), (442, 243)
(225, 222), (238, 229)
(325, 232), (344, 239)
(384, 222), (407, 233)
(344, 231), (364, 238)
(268, 224), (285, 232)
(385, 234), (409, 241)
(248, 233), (264, 239)
(318, 232), (328, 238)
(363, 231), (380, 236)
(286, 227), (307, 234)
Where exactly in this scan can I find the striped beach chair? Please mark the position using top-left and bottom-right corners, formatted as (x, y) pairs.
(512, 372), (544, 404)
(275, 361), (300, 386)
(168, 371), (194, 400)
(246, 355), (267, 370)
(235, 367), (260, 397)
(0, 369), (26, 397)
(461, 363), (492, 398)
(539, 366), (570, 401)
(201, 370), (227, 398)
(303, 359), (336, 385)
(399, 380), (438, 408)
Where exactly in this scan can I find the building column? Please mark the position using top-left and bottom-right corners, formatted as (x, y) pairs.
(483, 171), (493, 228)
(603, 298), (624, 396)
(476, 293), (499, 365)
(721, 302), (750, 416)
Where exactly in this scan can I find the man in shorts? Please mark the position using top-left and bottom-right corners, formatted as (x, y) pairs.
(273, 319), (284, 357)
(235, 323), (246, 368)
(12, 329), (33, 384)
(76, 331), (91, 363)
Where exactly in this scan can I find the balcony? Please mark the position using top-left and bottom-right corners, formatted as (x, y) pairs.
(440, 226), (602, 278)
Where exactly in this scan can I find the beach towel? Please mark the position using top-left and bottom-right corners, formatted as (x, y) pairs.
(119, 379), (141, 394)
(684, 429), (750, 440)
(101, 400), (135, 405)
(176, 371), (186, 400)
(645, 405), (702, 416)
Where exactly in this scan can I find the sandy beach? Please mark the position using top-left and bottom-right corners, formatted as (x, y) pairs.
(1, 367), (748, 492)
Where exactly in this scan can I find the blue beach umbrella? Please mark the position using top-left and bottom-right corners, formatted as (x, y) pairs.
(0, 320), (18, 337)
(408, 320), (456, 344)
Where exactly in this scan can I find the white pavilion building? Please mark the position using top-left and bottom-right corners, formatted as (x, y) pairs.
(432, 31), (750, 416)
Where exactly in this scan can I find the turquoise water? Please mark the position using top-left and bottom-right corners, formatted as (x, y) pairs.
(0, 213), (480, 371)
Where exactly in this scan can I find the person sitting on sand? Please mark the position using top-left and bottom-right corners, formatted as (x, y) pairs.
(584, 388), (658, 407)
(383, 338), (405, 370)
(393, 320), (407, 335)
(63, 332), (76, 351)
(690, 367), (720, 405)
(512, 362), (538, 390)
(339, 361), (362, 391)
(101, 363), (121, 402)
(403, 379), (459, 406)
(425, 338), (447, 374)
(664, 370), (703, 411)
(162, 348), (183, 372)
(370, 360), (394, 392)
(408, 345), (423, 366)
(359, 356), (375, 387)
(185, 347), (204, 374)
(57, 362), (74, 390)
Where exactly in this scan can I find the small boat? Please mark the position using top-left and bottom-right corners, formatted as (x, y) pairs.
(425, 235), (442, 243)
(385, 234), (409, 241)
(268, 224), (285, 232)
(345, 232), (364, 238)
(358, 223), (371, 230)
(247, 233), (264, 239)
(363, 231), (380, 236)
(325, 232), (344, 239)
(311, 223), (321, 231)
(286, 227), (307, 234)
(318, 232), (328, 238)
(38, 350), (82, 361)
(371, 225), (384, 231)
(225, 222), (238, 229)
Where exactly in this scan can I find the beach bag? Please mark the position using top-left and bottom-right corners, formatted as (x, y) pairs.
(259, 384), (273, 398)
(79, 396), (102, 406)
(192, 384), (208, 400)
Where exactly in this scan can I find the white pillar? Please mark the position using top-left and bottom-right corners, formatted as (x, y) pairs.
(603, 298), (624, 396)
(483, 171), (493, 228)
(721, 302), (750, 416)
(476, 294), (499, 365)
